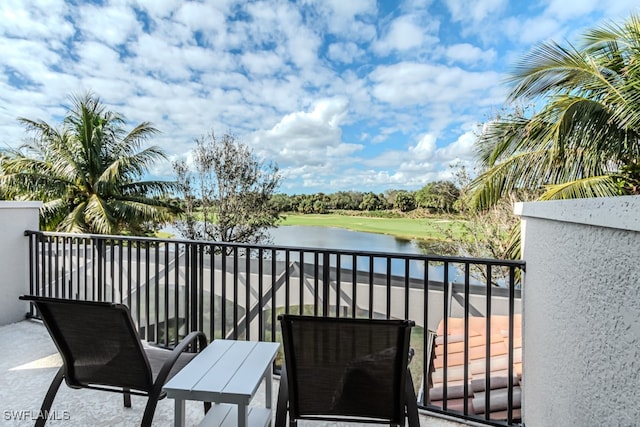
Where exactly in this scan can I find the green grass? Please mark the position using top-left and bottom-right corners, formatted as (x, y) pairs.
(154, 230), (174, 239)
(166, 210), (469, 245)
(279, 213), (467, 242)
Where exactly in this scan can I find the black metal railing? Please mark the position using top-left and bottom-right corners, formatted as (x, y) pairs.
(24, 230), (525, 426)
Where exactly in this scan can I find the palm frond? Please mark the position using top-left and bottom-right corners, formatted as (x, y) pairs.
(120, 181), (177, 197)
(540, 175), (625, 200)
(109, 199), (175, 225)
(120, 122), (160, 148)
(97, 146), (167, 184)
(85, 195), (116, 234)
(58, 202), (90, 233)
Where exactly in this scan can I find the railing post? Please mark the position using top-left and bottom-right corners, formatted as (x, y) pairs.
(93, 238), (105, 301)
(189, 243), (199, 334)
(322, 251), (330, 316)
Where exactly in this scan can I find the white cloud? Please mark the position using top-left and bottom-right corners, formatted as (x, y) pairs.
(369, 62), (500, 106)
(327, 42), (364, 64)
(374, 15), (434, 54)
(435, 130), (477, 163)
(327, 168), (435, 190)
(445, 43), (496, 65)
(130, 34), (197, 80)
(251, 97), (361, 167)
(287, 29), (322, 69)
(133, 0), (183, 20)
(239, 2), (324, 73)
(604, 2), (640, 16)
(443, 0), (511, 43)
(0, 38), (62, 84)
(504, 16), (563, 45)
(77, 3), (140, 47)
(354, 130), (478, 191)
(322, 0), (376, 24)
(446, 0), (508, 25)
(173, 2), (226, 33)
(0, 0), (73, 40)
(411, 134), (437, 160)
(544, 0), (599, 20)
(306, 0), (377, 41)
(240, 51), (287, 76)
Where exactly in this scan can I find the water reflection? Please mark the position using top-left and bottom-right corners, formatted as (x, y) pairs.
(268, 226), (468, 284)
(165, 224), (468, 284)
(269, 225), (457, 256)
(268, 226), (421, 254)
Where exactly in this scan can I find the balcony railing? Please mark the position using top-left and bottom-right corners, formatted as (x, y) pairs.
(24, 230), (524, 426)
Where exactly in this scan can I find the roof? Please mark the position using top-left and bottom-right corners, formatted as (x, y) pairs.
(429, 315), (522, 421)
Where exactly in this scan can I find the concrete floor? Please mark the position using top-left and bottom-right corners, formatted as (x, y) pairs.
(0, 320), (468, 427)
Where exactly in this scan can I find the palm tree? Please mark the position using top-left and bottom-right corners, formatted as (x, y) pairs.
(0, 93), (176, 234)
(470, 14), (640, 210)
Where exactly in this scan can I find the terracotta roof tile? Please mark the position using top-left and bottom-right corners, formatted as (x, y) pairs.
(428, 315), (522, 421)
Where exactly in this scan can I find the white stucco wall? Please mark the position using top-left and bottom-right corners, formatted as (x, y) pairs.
(0, 201), (41, 325)
(516, 196), (640, 426)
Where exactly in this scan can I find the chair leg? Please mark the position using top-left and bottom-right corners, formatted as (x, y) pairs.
(275, 365), (289, 427)
(35, 367), (65, 427)
(140, 383), (164, 427)
(140, 398), (158, 427)
(123, 388), (132, 408)
(405, 371), (420, 427)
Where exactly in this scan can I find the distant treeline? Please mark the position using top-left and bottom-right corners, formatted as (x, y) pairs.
(164, 180), (462, 216)
(269, 180), (461, 214)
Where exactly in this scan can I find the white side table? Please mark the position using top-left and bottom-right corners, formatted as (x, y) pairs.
(164, 339), (280, 427)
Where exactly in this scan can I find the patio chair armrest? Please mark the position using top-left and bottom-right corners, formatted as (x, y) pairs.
(155, 331), (208, 387)
(173, 331), (209, 354)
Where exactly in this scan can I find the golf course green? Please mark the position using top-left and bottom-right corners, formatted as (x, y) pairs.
(279, 213), (466, 242)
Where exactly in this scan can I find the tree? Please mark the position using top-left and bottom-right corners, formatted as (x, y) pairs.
(269, 193), (293, 212)
(443, 193), (523, 285)
(0, 93), (175, 234)
(329, 191), (363, 210)
(173, 132), (281, 244)
(470, 14), (640, 210)
(297, 197), (314, 214)
(393, 191), (416, 212)
(415, 181), (460, 213)
(359, 192), (384, 211)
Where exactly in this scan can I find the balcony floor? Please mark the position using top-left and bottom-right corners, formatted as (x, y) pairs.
(0, 320), (466, 427)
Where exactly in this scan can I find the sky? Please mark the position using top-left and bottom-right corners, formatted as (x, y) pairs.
(1, 0), (639, 195)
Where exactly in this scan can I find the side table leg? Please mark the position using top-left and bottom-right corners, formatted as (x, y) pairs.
(174, 399), (186, 427)
(266, 363), (273, 409)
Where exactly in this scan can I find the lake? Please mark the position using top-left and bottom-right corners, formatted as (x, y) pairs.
(267, 225), (422, 254)
(268, 225), (471, 283)
(165, 224), (466, 282)
(166, 224), (449, 255)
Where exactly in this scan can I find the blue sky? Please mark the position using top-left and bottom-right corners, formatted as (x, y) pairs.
(1, 0), (639, 194)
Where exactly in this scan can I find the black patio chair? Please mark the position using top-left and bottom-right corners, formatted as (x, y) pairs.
(275, 314), (420, 427)
(20, 295), (209, 427)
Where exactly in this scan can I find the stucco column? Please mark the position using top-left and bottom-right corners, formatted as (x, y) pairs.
(0, 201), (42, 325)
(515, 196), (640, 426)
